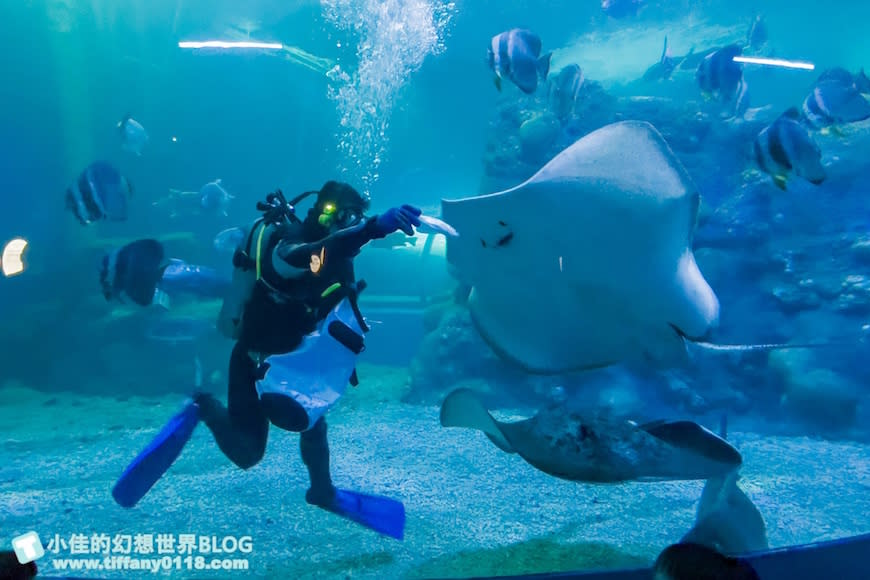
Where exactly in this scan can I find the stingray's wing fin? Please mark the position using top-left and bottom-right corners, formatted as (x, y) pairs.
(440, 388), (515, 453)
(640, 420), (742, 468)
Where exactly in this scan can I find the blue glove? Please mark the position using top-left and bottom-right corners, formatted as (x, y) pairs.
(372, 205), (422, 238)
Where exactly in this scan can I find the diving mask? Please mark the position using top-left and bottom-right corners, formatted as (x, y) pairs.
(318, 202), (364, 229)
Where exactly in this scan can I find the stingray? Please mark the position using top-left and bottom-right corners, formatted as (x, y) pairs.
(441, 121), (720, 373)
(440, 388), (742, 483)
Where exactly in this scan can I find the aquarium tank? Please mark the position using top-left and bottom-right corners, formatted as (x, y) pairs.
(2, 0), (870, 579)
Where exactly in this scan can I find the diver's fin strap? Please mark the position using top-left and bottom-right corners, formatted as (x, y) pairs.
(328, 320), (365, 354)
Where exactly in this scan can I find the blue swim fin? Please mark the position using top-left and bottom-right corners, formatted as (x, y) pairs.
(112, 400), (200, 508)
(308, 488), (406, 540)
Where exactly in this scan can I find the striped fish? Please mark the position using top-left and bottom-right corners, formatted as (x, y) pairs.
(754, 107), (826, 190)
(488, 29), (551, 94)
(100, 239), (168, 306)
(801, 68), (870, 130)
(65, 161), (134, 225)
(696, 44), (750, 118)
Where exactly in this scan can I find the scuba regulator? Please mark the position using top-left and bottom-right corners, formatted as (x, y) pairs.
(256, 189), (301, 226)
(254, 188), (354, 228)
(232, 189), (304, 272)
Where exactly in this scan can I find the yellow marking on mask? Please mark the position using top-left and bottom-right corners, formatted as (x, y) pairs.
(318, 203), (336, 227)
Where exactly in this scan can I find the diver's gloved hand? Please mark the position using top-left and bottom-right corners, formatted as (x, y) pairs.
(371, 205), (422, 238)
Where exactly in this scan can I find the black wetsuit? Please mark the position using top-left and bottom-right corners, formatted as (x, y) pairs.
(198, 216), (378, 498)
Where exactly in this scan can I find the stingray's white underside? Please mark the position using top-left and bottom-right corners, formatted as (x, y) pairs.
(442, 121), (720, 373)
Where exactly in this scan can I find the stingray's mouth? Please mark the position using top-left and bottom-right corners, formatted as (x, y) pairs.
(668, 323), (713, 343)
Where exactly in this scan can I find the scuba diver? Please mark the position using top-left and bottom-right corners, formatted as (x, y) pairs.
(112, 181), (421, 541)
(203, 181), (420, 537)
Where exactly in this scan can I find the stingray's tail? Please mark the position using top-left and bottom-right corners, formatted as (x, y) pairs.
(692, 339), (849, 353)
(440, 388), (515, 453)
(681, 416), (769, 554)
(681, 471), (768, 554)
(691, 416), (732, 527)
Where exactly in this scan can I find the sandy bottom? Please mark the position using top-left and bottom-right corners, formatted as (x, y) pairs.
(2, 367), (869, 579)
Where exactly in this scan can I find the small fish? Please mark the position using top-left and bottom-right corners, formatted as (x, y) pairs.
(440, 388), (742, 483)
(745, 15), (767, 52)
(118, 114), (148, 155)
(654, 542), (761, 580)
(199, 179), (234, 216)
(213, 226), (247, 252)
(168, 179), (235, 217)
(642, 36), (678, 82)
(696, 44), (750, 118)
(487, 29), (552, 94)
(548, 64), (585, 120)
(417, 214), (459, 237)
(100, 239), (168, 307)
(754, 107), (826, 190)
(601, 0), (645, 19)
(145, 315), (213, 344)
(65, 161), (134, 225)
(801, 68), (870, 130)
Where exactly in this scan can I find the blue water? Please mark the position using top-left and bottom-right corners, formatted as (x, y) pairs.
(2, 1), (870, 578)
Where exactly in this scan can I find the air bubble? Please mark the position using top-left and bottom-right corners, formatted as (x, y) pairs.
(322, 0), (455, 189)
